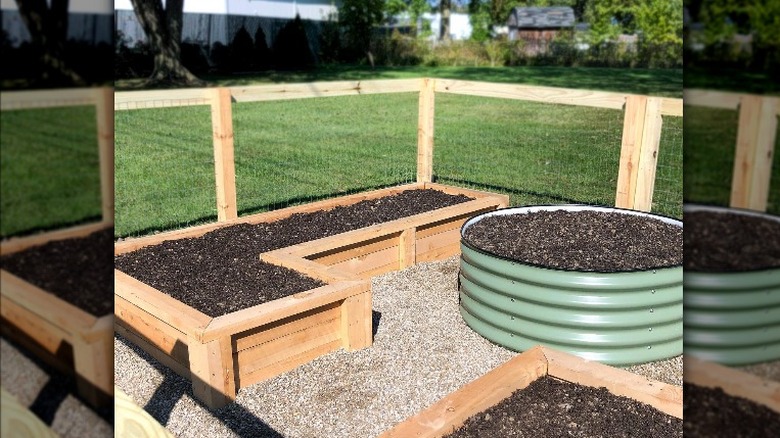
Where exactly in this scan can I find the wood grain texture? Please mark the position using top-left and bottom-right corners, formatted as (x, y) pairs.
(115, 386), (175, 438)
(0, 88), (95, 110)
(1, 388), (58, 438)
(615, 95), (648, 210)
(684, 356), (780, 414)
(633, 97), (664, 212)
(417, 78), (435, 183)
(93, 87), (115, 223)
(229, 79), (419, 103)
(211, 87), (238, 221)
(683, 89), (743, 110)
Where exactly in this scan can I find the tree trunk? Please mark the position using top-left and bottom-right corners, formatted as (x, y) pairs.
(440, 0), (452, 42)
(14, 0), (85, 86)
(130, 0), (203, 87)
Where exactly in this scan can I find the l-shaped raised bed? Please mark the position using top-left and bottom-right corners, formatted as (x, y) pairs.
(115, 182), (508, 409)
(0, 222), (114, 408)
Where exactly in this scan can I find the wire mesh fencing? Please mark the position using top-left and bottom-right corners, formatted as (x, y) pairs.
(653, 115), (684, 218)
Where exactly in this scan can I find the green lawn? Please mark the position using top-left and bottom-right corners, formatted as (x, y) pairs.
(116, 65), (683, 98)
(0, 106), (102, 238)
(115, 78), (684, 237)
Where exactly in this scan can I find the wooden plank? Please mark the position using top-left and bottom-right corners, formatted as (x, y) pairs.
(210, 87), (238, 222)
(416, 242), (462, 263)
(416, 228), (461, 256)
(425, 182), (510, 207)
(114, 88), (212, 111)
(399, 228), (416, 269)
(201, 281), (368, 342)
(228, 79), (420, 103)
(72, 324), (114, 407)
(114, 183), (422, 254)
(683, 89), (743, 110)
(115, 296), (189, 367)
(340, 291), (373, 351)
(1, 387), (59, 438)
(309, 234), (399, 266)
(328, 245), (400, 276)
(232, 302), (340, 352)
(116, 324), (191, 380)
(730, 95), (779, 211)
(633, 97), (664, 212)
(380, 346), (548, 438)
(0, 296), (70, 357)
(684, 356), (780, 414)
(660, 98), (683, 117)
(115, 386), (175, 438)
(259, 252), (353, 283)
(1, 222), (108, 256)
(417, 78), (435, 183)
(115, 270), (212, 339)
(615, 95), (648, 209)
(435, 79), (627, 110)
(236, 320), (340, 377)
(239, 339), (342, 389)
(0, 270), (96, 334)
(416, 215), (472, 240)
(543, 347), (683, 419)
(0, 88), (95, 110)
(188, 336), (235, 409)
(93, 87), (114, 223)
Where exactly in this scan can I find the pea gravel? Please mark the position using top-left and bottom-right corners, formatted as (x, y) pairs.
(114, 256), (682, 438)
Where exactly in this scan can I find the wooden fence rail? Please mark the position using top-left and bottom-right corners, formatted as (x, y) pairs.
(0, 87), (115, 225)
(685, 89), (779, 212)
(114, 78), (684, 222)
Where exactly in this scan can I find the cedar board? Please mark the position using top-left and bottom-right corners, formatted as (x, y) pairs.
(380, 345), (683, 438)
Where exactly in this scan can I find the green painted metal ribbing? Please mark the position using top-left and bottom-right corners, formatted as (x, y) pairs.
(683, 343), (780, 366)
(685, 307), (780, 328)
(685, 324), (780, 346)
(458, 205), (683, 366)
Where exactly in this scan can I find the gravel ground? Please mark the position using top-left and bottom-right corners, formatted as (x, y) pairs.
(115, 256), (683, 438)
(0, 337), (112, 438)
(736, 361), (780, 382)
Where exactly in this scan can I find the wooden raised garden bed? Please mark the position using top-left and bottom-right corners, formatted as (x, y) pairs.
(380, 345), (683, 437)
(115, 183), (508, 409)
(0, 222), (114, 408)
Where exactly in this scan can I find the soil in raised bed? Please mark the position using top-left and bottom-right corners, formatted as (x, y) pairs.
(115, 189), (473, 317)
(1, 228), (114, 316)
(683, 382), (780, 437)
(683, 211), (780, 272)
(462, 210), (682, 272)
(443, 375), (682, 438)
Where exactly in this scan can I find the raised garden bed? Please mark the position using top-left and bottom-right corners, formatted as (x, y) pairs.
(380, 345), (683, 437)
(458, 205), (683, 365)
(115, 183), (508, 409)
(684, 204), (780, 365)
(683, 355), (780, 436)
(0, 222), (114, 408)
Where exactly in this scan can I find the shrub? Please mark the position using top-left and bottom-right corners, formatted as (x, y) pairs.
(273, 14), (315, 70)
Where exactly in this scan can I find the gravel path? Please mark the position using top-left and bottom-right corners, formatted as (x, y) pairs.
(114, 256), (683, 438)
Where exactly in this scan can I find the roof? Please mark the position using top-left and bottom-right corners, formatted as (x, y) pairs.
(507, 7), (576, 29)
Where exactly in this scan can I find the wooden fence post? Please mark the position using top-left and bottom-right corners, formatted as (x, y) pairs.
(210, 87), (238, 221)
(94, 87), (114, 224)
(417, 78), (435, 183)
(615, 95), (663, 211)
(730, 95), (779, 211)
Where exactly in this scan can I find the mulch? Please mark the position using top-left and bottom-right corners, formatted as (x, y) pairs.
(444, 376), (682, 437)
(683, 210), (780, 272)
(115, 189), (472, 317)
(682, 382), (780, 437)
(0, 228), (114, 316)
(463, 210), (682, 272)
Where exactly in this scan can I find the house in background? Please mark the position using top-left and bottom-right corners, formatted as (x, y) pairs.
(507, 6), (575, 55)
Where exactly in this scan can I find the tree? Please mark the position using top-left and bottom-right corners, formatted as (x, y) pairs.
(14, 0), (85, 86)
(339, 0), (384, 63)
(129, 0), (203, 86)
(440, 0), (452, 41)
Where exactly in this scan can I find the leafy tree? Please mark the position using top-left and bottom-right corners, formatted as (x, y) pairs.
(469, 0), (492, 42)
(273, 14), (315, 70)
(339, 0), (384, 62)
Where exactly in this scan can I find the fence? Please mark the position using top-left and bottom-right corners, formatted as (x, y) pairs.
(114, 79), (683, 235)
(684, 90), (779, 213)
(0, 87), (114, 234)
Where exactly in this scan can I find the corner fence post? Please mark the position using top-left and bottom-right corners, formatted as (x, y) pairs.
(210, 87), (238, 221)
(417, 78), (435, 184)
(730, 95), (779, 211)
(94, 87), (114, 224)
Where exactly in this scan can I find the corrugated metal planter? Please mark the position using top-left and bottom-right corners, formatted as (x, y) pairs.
(459, 205), (683, 366)
(684, 204), (780, 366)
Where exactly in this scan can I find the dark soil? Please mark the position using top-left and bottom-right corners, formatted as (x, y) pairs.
(683, 382), (780, 437)
(115, 189), (473, 317)
(0, 228), (114, 316)
(683, 211), (780, 272)
(444, 376), (682, 437)
(462, 210), (683, 272)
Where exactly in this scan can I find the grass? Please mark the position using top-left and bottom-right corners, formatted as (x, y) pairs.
(116, 65), (683, 98)
(115, 88), (684, 238)
(0, 106), (102, 238)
